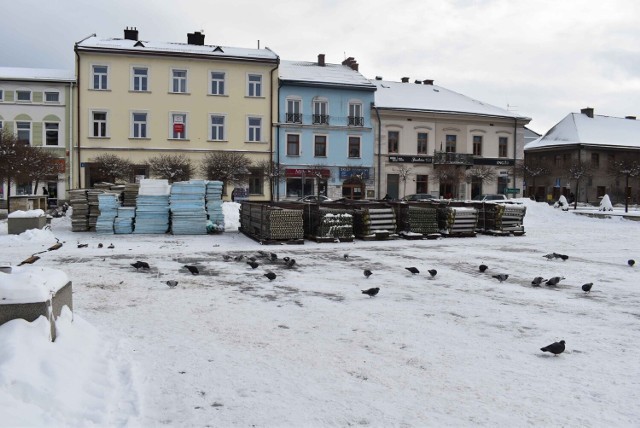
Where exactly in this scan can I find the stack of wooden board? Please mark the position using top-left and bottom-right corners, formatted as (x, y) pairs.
(68, 189), (89, 232)
(240, 202), (304, 242)
(122, 183), (139, 207)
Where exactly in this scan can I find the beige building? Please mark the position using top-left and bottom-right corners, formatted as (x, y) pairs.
(74, 28), (279, 199)
(370, 78), (530, 199)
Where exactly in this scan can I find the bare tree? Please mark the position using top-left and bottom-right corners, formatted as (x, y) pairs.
(517, 159), (549, 198)
(92, 154), (134, 184)
(565, 161), (593, 209)
(433, 165), (465, 198)
(0, 128), (30, 211)
(254, 159), (286, 200)
(393, 164), (413, 198)
(200, 151), (251, 194)
(466, 166), (497, 183)
(17, 147), (60, 194)
(608, 159), (640, 212)
(147, 154), (193, 183)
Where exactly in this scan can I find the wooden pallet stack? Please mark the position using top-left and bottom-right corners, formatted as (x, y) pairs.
(475, 202), (526, 235)
(240, 202), (304, 243)
(68, 189), (89, 232)
(304, 206), (354, 241)
(437, 206), (478, 236)
(352, 207), (397, 239)
(122, 183), (140, 207)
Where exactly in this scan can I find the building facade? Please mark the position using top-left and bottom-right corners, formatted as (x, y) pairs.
(0, 67), (75, 206)
(275, 56), (376, 200)
(75, 28), (279, 199)
(371, 78), (530, 200)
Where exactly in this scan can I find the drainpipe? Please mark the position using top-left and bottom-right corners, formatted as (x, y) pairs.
(275, 80), (282, 201)
(68, 80), (74, 198)
(268, 53), (280, 201)
(372, 104), (382, 198)
(513, 117), (517, 199)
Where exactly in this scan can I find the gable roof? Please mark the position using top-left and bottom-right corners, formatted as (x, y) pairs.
(371, 80), (529, 121)
(0, 67), (75, 83)
(525, 113), (640, 150)
(279, 60), (376, 90)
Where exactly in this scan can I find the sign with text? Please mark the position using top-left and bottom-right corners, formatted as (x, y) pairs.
(339, 167), (370, 180)
(388, 155), (433, 164)
(505, 188), (520, 194)
(285, 168), (331, 178)
(473, 158), (515, 166)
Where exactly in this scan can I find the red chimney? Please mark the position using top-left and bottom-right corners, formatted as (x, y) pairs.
(318, 54), (325, 66)
(423, 79), (434, 85)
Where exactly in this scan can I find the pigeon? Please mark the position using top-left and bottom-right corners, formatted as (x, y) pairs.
(257, 250), (268, 257)
(343, 253), (349, 260)
(555, 253), (569, 261)
(247, 261), (259, 269)
(492, 274), (509, 283)
(479, 264), (488, 273)
(543, 253), (555, 261)
(428, 269), (437, 278)
(48, 242), (63, 251)
(108, 243), (115, 249)
(283, 257), (290, 262)
(285, 259), (296, 268)
(248, 256), (257, 262)
(545, 276), (564, 286)
(77, 243), (88, 248)
(628, 259), (636, 267)
(405, 267), (420, 275)
(184, 265), (199, 275)
(361, 287), (380, 297)
(531, 276), (546, 287)
(270, 253), (278, 261)
(166, 280), (178, 288)
(363, 269), (373, 278)
(234, 255), (244, 262)
(97, 243), (103, 248)
(581, 282), (593, 293)
(131, 261), (150, 270)
(222, 255), (232, 262)
(540, 340), (566, 356)
(264, 271), (277, 281)
(18, 255), (40, 266)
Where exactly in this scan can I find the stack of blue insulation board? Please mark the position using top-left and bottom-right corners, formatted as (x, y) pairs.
(114, 207), (136, 234)
(133, 179), (171, 234)
(206, 180), (225, 232)
(95, 193), (120, 234)
(170, 180), (208, 235)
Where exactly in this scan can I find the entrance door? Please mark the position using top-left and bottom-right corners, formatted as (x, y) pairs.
(46, 181), (58, 207)
(342, 177), (365, 200)
(471, 177), (482, 199)
(386, 174), (399, 199)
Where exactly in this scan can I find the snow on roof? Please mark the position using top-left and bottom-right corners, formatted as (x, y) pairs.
(0, 67), (75, 82)
(525, 113), (640, 150)
(76, 36), (278, 62)
(279, 60), (375, 90)
(371, 80), (528, 120)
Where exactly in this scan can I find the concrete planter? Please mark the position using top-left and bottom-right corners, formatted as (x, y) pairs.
(7, 216), (47, 235)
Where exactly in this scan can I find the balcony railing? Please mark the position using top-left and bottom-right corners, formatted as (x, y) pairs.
(312, 114), (329, 125)
(285, 113), (302, 124)
(433, 151), (474, 166)
(348, 116), (364, 126)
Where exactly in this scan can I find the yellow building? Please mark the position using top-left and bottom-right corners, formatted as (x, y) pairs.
(74, 28), (279, 199)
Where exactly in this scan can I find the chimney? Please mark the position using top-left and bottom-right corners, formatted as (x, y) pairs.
(625, 115), (636, 120)
(124, 27), (138, 41)
(414, 80), (422, 84)
(187, 31), (205, 46)
(423, 79), (434, 85)
(581, 107), (594, 118)
(401, 77), (410, 83)
(375, 76), (383, 80)
(318, 54), (325, 66)
(341, 57), (358, 71)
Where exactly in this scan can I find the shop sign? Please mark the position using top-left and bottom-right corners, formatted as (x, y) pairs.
(285, 168), (331, 178)
(339, 167), (370, 179)
(388, 155), (433, 164)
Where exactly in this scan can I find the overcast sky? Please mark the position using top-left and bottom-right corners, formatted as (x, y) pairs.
(1, 0), (638, 134)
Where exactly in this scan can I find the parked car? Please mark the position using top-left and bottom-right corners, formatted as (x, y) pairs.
(473, 194), (508, 201)
(402, 193), (437, 202)
(296, 195), (333, 203)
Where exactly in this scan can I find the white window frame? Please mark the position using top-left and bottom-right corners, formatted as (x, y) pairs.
(44, 122), (60, 146)
(44, 91), (60, 103)
(313, 99), (329, 124)
(171, 69), (188, 94)
(16, 89), (32, 102)
(286, 97), (302, 123)
(131, 67), (149, 92)
(499, 136), (508, 158)
(170, 112), (188, 139)
(16, 121), (31, 144)
(348, 101), (363, 126)
(131, 111), (148, 138)
(210, 71), (226, 95)
(209, 114), (226, 141)
(247, 116), (262, 142)
(90, 110), (108, 138)
(91, 65), (109, 90)
(247, 73), (263, 97)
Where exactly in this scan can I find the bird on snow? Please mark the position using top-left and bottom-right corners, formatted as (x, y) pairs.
(531, 276), (546, 287)
(479, 264), (488, 273)
(285, 259), (296, 268)
(581, 282), (593, 293)
(361, 287), (380, 297)
(234, 255), (244, 262)
(428, 269), (437, 278)
(222, 255), (232, 262)
(270, 253), (278, 261)
(264, 271), (277, 281)
(545, 276), (564, 286)
(543, 253), (555, 261)
(405, 267), (420, 275)
(363, 269), (373, 278)
(108, 243), (115, 249)
(248, 256), (257, 262)
(540, 340), (566, 356)
(77, 243), (88, 248)
(492, 274), (509, 283)
(283, 256), (290, 262)
(343, 253), (349, 260)
(257, 250), (269, 257)
(628, 259), (636, 267)
(131, 261), (150, 271)
(166, 280), (178, 288)
(48, 242), (63, 251)
(554, 253), (569, 261)
(97, 243), (103, 248)
(184, 265), (199, 275)
(247, 261), (259, 269)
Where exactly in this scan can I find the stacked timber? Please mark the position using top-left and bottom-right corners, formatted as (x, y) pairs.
(205, 181), (224, 233)
(68, 189), (89, 232)
(304, 206), (354, 241)
(437, 206), (478, 236)
(475, 202), (526, 235)
(114, 207), (135, 234)
(170, 180), (208, 235)
(352, 207), (397, 238)
(86, 190), (104, 231)
(133, 179), (170, 234)
(95, 193), (120, 234)
(123, 183), (140, 207)
(240, 202), (304, 242)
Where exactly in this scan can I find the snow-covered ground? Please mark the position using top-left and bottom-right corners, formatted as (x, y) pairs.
(1, 200), (639, 426)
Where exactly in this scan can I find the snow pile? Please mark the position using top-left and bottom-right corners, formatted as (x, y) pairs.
(8, 209), (45, 218)
(554, 195), (569, 211)
(599, 194), (614, 211)
(0, 266), (69, 303)
(222, 201), (240, 231)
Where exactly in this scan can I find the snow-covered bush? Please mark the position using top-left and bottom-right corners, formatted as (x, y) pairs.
(554, 195), (569, 211)
(599, 194), (614, 211)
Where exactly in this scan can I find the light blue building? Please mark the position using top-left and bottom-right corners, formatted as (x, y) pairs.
(275, 55), (376, 200)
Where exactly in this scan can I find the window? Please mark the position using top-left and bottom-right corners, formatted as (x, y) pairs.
(591, 153), (600, 168)
(473, 136), (482, 156)
(210, 71), (225, 95)
(45, 123), (59, 146)
(92, 65), (108, 90)
(314, 135), (327, 157)
(417, 132), (428, 154)
(348, 136), (361, 158)
(248, 169), (263, 195)
(45, 92), (59, 103)
(132, 67), (148, 91)
(92, 111), (107, 137)
(171, 69), (187, 93)
(16, 121), (31, 144)
(286, 98), (302, 123)
(132, 112), (148, 138)
(499, 137), (508, 157)
(554, 155), (562, 167)
(171, 113), (187, 139)
(388, 131), (399, 153)
(248, 74), (262, 97)
(0, 89), (3, 101)
(445, 135), (456, 152)
(313, 100), (329, 124)
(248, 117), (262, 142)
(16, 90), (31, 102)
(348, 102), (363, 126)
(416, 174), (428, 193)
(287, 134), (300, 156)
(210, 115), (225, 140)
